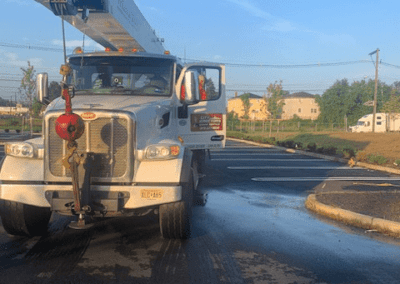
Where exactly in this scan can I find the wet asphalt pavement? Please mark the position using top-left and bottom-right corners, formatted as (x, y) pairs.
(1, 141), (400, 283)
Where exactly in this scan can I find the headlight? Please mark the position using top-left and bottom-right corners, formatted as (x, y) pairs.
(5, 142), (42, 159)
(145, 144), (180, 160)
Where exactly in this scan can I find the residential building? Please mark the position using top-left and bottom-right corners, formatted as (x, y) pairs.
(227, 92), (320, 120)
(227, 93), (269, 120)
(281, 92), (320, 120)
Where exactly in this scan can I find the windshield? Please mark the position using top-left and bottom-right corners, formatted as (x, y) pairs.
(356, 121), (365, 126)
(68, 56), (174, 96)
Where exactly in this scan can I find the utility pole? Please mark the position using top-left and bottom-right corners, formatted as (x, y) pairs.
(369, 48), (379, 133)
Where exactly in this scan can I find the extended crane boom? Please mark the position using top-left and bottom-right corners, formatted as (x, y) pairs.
(34, 0), (165, 54)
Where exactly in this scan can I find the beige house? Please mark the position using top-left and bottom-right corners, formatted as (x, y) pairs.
(281, 92), (320, 120)
(227, 93), (269, 120)
(228, 92), (320, 120)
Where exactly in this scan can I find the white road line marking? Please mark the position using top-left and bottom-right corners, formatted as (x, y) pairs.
(252, 177), (400, 182)
(211, 153), (297, 156)
(229, 166), (359, 170)
(211, 158), (323, 161)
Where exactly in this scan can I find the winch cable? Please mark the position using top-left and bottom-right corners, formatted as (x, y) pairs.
(55, 7), (87, 228)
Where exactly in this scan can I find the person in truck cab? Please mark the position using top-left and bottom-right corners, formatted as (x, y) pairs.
(141, 74), (168, 94)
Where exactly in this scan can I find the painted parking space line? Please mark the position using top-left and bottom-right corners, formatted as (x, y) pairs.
(252, 177), (400, 182)
(211, 153), (299, 156)
(229, 166), (360, 170)
(211, 158), (323, 161)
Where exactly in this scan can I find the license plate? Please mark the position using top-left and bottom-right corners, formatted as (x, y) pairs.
(140, 189), (163, 200)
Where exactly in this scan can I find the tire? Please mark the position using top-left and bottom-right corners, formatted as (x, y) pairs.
(0, 200), (52, 237)
(159, 171), (193, 239)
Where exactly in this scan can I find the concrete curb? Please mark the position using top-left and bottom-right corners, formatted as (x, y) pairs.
(305, 193), (400, 238)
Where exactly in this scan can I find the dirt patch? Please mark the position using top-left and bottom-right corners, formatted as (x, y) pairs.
(329, 132), (400, 161)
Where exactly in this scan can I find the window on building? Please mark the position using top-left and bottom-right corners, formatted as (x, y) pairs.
(377, 116), (381, 120)
(298, 108), (301, 113)
(377, 121), (382, 125)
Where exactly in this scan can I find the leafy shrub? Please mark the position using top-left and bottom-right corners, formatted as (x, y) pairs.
(368, 154), (387, 165)
(324, 147), (337, 155)
(317, 147), (325, 154)
(342, 148), (355, 158)
(294, 142), (303, 149)
(307, 143), (317, 152)
(285, 140), (295, 148)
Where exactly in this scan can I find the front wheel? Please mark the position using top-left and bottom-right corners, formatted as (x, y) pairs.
(0, 200), (52, 237)
(159, 172), (193, 239)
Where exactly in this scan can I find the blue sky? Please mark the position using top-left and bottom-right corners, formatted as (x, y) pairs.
(1, 0), (400, 102)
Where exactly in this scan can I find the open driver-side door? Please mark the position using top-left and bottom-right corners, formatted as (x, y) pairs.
(176, 63), (226, 150)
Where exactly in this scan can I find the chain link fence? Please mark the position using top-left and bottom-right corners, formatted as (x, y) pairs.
(0, 115), (42, 134)
(227, 119), (347, 135)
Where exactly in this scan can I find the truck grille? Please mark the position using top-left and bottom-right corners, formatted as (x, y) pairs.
(47, 112), (132, 180)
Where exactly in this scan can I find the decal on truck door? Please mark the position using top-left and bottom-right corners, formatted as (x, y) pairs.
(191, 113), (223, 132)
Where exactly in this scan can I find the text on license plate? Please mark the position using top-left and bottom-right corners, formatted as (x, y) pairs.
(140, 189), (163, 200)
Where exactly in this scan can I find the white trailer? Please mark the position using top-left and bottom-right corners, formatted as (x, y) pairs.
(349, 113), (400, 133)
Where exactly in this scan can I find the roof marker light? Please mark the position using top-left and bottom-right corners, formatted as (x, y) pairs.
(105, 47), (111, 52)
(118, 47), (124, 52)
(73, 47), (83, 54)
(164, 51), (170, 55)
(132, 48), (138, 53)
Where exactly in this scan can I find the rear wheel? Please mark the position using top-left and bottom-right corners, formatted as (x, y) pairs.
(159, 171), (193, 239)
(0, 200), (52, 237)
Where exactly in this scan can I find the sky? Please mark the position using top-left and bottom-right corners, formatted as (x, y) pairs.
(1, 0), (400, 102)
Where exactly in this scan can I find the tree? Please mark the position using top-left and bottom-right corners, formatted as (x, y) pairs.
(240, 93), (251, 119)
(19, 61), (36, 112)
(265, 81), (285, 119)
(317, 78), (392, 125)
(48, 81), (61, 101)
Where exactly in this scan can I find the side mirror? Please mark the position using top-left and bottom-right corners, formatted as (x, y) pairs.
(183, 70), (199, 105)
(36, 73), (49, 105)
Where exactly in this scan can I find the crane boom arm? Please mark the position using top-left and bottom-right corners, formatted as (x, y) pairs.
(34, 0), (165, 54)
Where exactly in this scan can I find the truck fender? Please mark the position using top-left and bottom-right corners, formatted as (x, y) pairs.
(0, 156), (44, 181)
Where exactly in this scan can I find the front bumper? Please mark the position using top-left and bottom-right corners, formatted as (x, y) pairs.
(0, 183), (182, 209)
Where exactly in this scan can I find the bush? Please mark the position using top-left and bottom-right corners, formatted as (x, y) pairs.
(395, 159), (400, 166)
(294, 142), (303, 149)
(317, 147), (325, 154)
(307, 143), (317, 152)
(342, 148), (355, 158)
(324, 147), (337, 155)
(368, 154), (387, 165)
(285, 140), (295, 148)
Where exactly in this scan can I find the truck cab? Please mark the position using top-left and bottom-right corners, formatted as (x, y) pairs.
(0, 49), (226, 239)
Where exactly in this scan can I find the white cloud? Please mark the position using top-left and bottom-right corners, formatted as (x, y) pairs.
(226, 0), (272, 20)
(51, 39), (103, 50)
(265, 20), (297, 33)
(0, 50), (43, 68)
(6, 0), (32, 6)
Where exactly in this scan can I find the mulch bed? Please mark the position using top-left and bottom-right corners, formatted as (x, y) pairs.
(316, 192), (400, 222)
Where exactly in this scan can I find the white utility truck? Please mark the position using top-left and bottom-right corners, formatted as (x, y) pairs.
(349, 113), (400, 133)
(0, 0), (226, 239)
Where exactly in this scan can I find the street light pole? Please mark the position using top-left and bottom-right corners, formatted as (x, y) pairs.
(369, 48), (379, 133)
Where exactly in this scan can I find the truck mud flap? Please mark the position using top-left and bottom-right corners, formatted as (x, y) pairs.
(45, 191), (130, 215)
